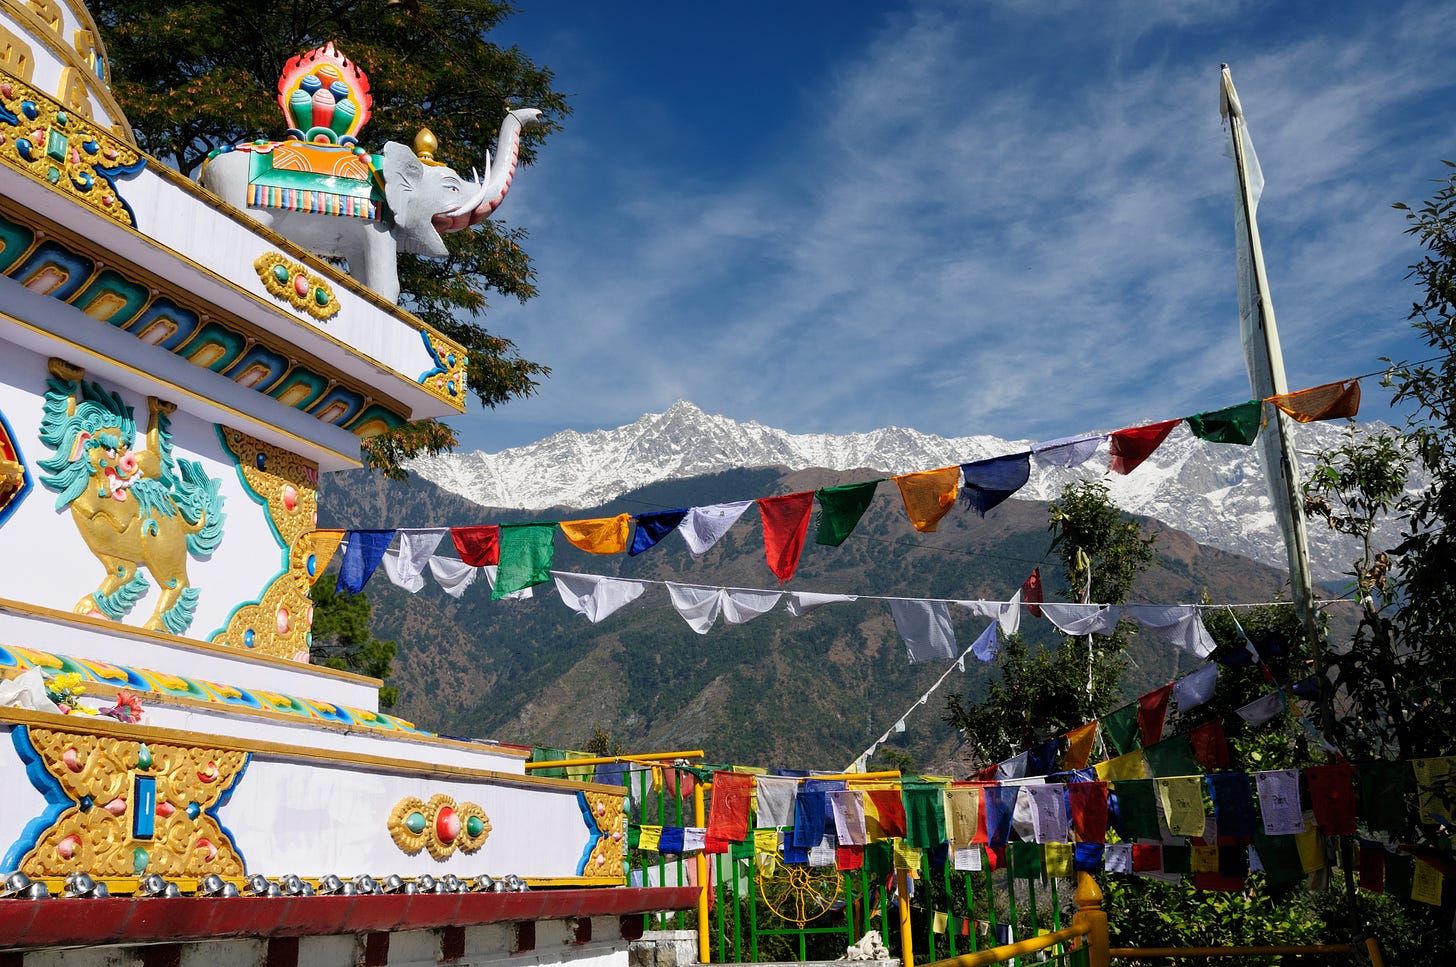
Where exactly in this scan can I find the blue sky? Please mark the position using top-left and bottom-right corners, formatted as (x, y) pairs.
(452, 0), (1454, 453)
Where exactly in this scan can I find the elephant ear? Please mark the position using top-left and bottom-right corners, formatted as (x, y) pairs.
(381, 142), (448, 257)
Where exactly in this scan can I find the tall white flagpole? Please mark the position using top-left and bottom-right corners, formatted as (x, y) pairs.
(1219, 66), (1321, 656)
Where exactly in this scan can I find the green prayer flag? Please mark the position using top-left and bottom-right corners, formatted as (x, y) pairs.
(1357, 761), (1409, 832)
(530, 747), (567, 779)
(628, 825), (642, 849)
(1186, 400), (1263, 445)
(1010, 841), (1042, 879)
(1384, 853), (1414, 899)
(1143, 735), (1201, 779)
(902, 781), (947, 848)
(1102, 703), (1141, 757)
(1251, 830), (1304, 888)
(494, 522), (556, 599)
(1114, 779), (1162, 840)
(815, 480), (881, 546)
(1162, 845), (1192, 875)
(864, 840), (895, 878)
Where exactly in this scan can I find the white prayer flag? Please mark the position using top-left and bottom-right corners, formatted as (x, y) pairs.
(427, 556), (479, 598)
(755, 776), (798, 828)
(889, 599), (957, 664)
(1254, 769), (1306, 835)
(553, 572), (648, 623)
(787, 592), (859, 616)
(678, 501), (755, 557)
(1041, 603), (1124, 636)
(1172, 664), (1219, 712)
(380, 529), (447, 592)
(1124, 605), (1216, 658)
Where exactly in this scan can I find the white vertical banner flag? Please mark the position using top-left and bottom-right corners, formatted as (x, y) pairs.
(888, 599), (957, 664)
(553, 572), (648, 623)
(677, 501), (754, 557)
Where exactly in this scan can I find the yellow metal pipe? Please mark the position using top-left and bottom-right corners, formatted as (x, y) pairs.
(523, 750), (706, 770)
(695, 780), (711, 964)
(896, 869), (914, 967)
(1105, 946), (1361, 959)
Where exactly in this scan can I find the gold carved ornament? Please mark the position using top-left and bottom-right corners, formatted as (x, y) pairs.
(0, 70), (142, 225)
(212, 428), (318, 661)
(388, 794), (490, 861)
(581, 790), (625, 878)
(254, 252), (340, 321)
(17, 726), (247, 878)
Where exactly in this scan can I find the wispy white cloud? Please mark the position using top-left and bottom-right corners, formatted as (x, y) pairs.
(458, 0), (1455, 452)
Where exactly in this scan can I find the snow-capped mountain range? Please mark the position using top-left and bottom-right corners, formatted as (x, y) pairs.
(409, 400), (1389, 582)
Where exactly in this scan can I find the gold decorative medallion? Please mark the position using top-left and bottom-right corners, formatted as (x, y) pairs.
(254, 252), (340, 320)
(212, 428), (318, 660)
(16, 725), (248, 878)
(0, 69), (143, 225)
(581, 790), (626, 878)
(388, 794), (490, 860)
(416, 328), (469, 409)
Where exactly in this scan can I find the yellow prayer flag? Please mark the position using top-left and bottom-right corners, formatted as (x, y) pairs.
(1294, 829), (1325, 873)
(639, 825), (663, 852)
(1095, 751), (1147, 782)
(932, 911), (949, 934)
(893, 840), (923, 871)
(651, 765), (664, 792)
(1065, 721), (1098, 770)
(1044, 842), (1074, 878)
(1412, 858), (1444, 906)
(558, 513), (631, 555)
(1157, 777), (1206, 837)
(892, 466), (961, 533)
(754, 829), (780, 854)
(308, 529), (346, 585)
(944, 788), (980, 849)
(1191, 845), (1219, 873)
(1412, 756), (1456, 825)
(1270, 380), (1361, 423)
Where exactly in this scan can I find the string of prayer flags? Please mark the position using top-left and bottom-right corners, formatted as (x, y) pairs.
(553, 572), (647, 623)
(959, 452), (1031, 517)
(630, 509), (688, 556)
(494, 522), (556, 599)
(559, 513), (632, 555)
(1270, 379), (1361, 423)
(666, 583), (783, 634)
(1033, 434), (1105, 469)
(814, 481), (881, 547)
(678, 502), (754, 557)
(705, 771), (753, 852)
(1186, 400), (1263, 445)
(1137, 684), (1173, 747)
(337, 530), (393, 593)
(889, 599), (957, 664)
(451, 525), (500, 566)
(758, 491), (814, 581)
(1108, 419), (1180, 475)
(893, 466), (961, 533)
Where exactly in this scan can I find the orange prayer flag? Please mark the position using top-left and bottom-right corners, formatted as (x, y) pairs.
(893, 466), (961, 533)
(1270, 380), (1361, 423)
(1064, 721), (1098, 770)
(558, 513), (631, 554)
(308, 529), (346, 585)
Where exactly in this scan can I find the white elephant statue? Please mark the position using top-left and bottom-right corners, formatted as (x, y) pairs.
(198, 107), (540, 303)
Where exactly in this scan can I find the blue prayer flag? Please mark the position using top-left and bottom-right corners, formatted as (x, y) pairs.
(336, 529), (394, 594)
(630, 510), (688, 556)
(960, 452), (1031, 517)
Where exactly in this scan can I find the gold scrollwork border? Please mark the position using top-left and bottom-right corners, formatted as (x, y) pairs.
(254, 252), (340, 321)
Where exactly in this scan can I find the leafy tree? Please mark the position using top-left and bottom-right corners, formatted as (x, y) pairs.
(309, 582), (399, 707)
(91, 0), (569, 476)
(944, 480), (1154, 766)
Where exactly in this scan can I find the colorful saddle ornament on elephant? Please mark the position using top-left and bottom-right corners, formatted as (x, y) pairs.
(242, 141), (386, 220)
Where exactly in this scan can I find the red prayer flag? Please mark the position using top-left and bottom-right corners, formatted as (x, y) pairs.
(836, 844), (865, 870)
(1189, 720), (1231, 770)
(984, 845), (1006, 871)
(1067, 781), (1108, 843)
(1137, 684), (1173, 748)
(1304, 763), (1357, 835)
(450, 525), (500, 566)
(1108, 419), (1180, 475)
(865, 789), (907, 839)
(1132, 844), (1162, 871)
(1022, 567), (1043, 618)
(705, 771), (753, 853)
(758, 492), (815, 582)
(1359, 846), (1385, 893)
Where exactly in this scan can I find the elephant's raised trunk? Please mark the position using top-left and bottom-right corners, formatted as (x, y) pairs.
(432, 108), (542, 233)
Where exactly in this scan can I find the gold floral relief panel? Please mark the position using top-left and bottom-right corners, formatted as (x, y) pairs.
(211, 428), (318, 661)
(581, 790), (625, 878)
(15, 726), (248, 878)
